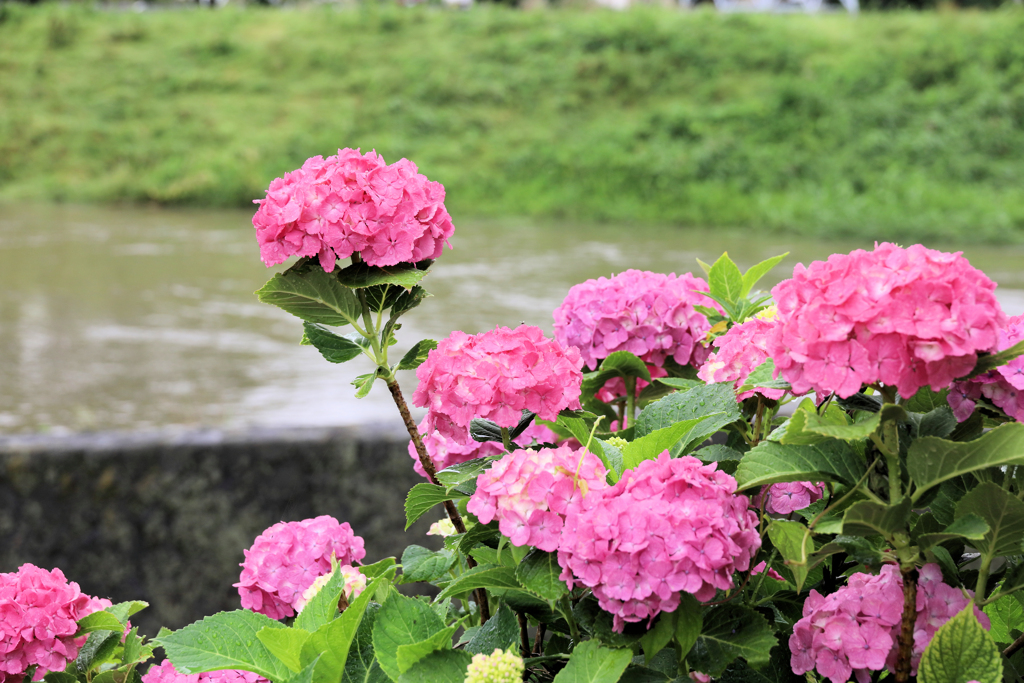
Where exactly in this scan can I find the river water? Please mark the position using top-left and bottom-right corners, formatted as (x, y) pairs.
(1, 204), (1022, 435)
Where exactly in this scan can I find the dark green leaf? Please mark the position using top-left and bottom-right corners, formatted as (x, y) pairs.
(551, 639), (633, 683)
(954, 483), (1024, 560)
(639, 612), (676, 663)
(734, 439), (867, 491)
(515, 549), (568, 602)
(917, 605), (1003, 683)
(257, 266), (361, 327)
(396, 650), (472, 683)
(400, 545), (456, 583)
(405, 483), (464, 530)
(436, 565), (522, 601)
(841, 498), (913, 539)
(371, 590), (447, 682)
(75, 630), (121, 672)
(435, 456), (499, 490)
(963, 340), (1024, 380)
(583, 351), (652, 393)
(469, 418), (504, 444)
(342, 604), (389, 683)
(635, 383), (742, 455)
(389, 286), (430, 321)
(717, 639), (805, 683)
(303, 323), (371, 364)
(983, 593), (1023, 645)
(919, 406), (958, 439)
(917, 514), (990, 551)
(674, 593), (703, 661)
(466, 604), (519, 656)
(777, 398), (877, 444)
(908, 424), (1024, 500)
(396, 340), (437, 371)
(905, 387), (951, 413)
(334, 261), (430, 290)
(688, 605), (777, 677)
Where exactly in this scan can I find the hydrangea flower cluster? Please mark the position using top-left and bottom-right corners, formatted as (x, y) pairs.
(756, 481), (825, 515)
(790, 564), (989, 683)
(253, 148), (454, 272)
(235, 516), (366, 620)
(0, 564), (110, 683)
(553, 269), (719, 372)
(698, 314), (786, 401)
(463, 648), (525, 683)
(142, 661), (268, 683)
(768, 243), (1005, 399)
(412, 326), (584, 445)
(557, 453), (760, 631)
(407, 420), (559, 479)
(467, 445), (608, 552)
(293, 564), (366, 613)
(949, 314), (1024, 422)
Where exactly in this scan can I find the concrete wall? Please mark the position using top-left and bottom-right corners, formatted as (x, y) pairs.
(0, 424), (437, 637)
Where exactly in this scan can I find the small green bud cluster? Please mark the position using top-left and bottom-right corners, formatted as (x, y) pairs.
(463, 648), (524, 683)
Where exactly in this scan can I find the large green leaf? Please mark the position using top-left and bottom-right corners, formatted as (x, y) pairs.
(621, 416), (722, 471)
(674, 593), (703, 660)
(300, 576), (383, 683)
(767, 520), (815, 592)
(405, 484), (465, 530)
(396, 650), (472, 683)
(301, 324), (372, 364)
(395, 626), (456, 674)
(371, 591), (447, 682)
(552, 640), (633, 683)
(775, 398), (878, 445)
(334, 261), (430, 289)
(257, 267), (362, 327)
(153, 610), (291, 680)
(342, 604), (389, 683)
(257, 628), (312, 673)
(465, 604), (519, 656)
(734, 439), (866, 491)
(954, 483), (1024, 560)
(436, 565), (522, 601)
(295, 564), (347, 632)
(740, 253), (788, 298)
(400, 545), (456, 584)
(908, 423), (1024, 500)
(76, 610), (125, 634)
(840, 498), (913, 539)
(688, 605), (777, 678)
(515, 549), (568, 602)
(635, 383), (742, 453)
(708, 252), (744, 308)
(918, 605), (1003, 683)
(983, 592), (1024, 645)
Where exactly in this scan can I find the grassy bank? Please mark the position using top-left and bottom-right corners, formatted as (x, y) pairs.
(1, 4), (1023, 241)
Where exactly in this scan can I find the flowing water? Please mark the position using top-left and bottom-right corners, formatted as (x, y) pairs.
(1, 203), (1022, 435)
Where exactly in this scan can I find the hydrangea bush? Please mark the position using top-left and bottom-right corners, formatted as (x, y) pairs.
(17, 154), (1024, 683)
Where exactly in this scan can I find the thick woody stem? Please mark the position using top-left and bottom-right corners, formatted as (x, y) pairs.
(894, 566), (918, 683)
(386, 379), (490, 623)
(517, 612), (531, 657)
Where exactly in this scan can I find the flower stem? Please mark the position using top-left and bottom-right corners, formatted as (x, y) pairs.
(894, 566), (918, 683)
(975, 554), (992, 603)
(624, 376), (636, 429)
(558, 595), (581, 643)
(385, 379), (490, 623)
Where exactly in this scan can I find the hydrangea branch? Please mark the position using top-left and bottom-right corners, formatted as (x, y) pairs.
(894, 567), (918, 683)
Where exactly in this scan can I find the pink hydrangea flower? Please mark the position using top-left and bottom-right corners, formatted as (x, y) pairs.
(768, 244), (1005, 399)
(253, 149), (454, 272)
(755, 481), (825, 515)
(699, 316), (786, 401)
(948, 314), (1024, 422)
(553, 269), (720, 374)
(407, 420), (560, 479)
(411, 326), (584, 445)
(557, 453), (760, 632)
(234, 516), (366, 620)
(142, 660), (268, 683)
(790, 564), (989, 683)
(0, 564), (113, 683)
(467, 445), (609, 552)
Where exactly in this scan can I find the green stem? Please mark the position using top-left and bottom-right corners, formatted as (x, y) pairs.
(624, 376), (636, 429)
(355, 288), (383, 359)
(501, 426), (513, 453)
(752, 397), (766, 446)
(558, 596), (581, 643)
(976, 554), (993, 603)
(881, 404), (902, 503)
(748, 549), (778, 602)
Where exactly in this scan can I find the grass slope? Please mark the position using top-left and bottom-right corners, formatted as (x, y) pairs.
(1, 4), (1023, 241)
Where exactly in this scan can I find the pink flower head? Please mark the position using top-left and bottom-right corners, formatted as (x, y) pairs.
(948, 314), (1024, 422)
(234, 516), (366, 620)
(142, 660), (268, 683)
(411, 326), (584, 445)
(0, 564), (113, 682)
(768, 244), (1005, 399)
(407, 420), (560, 479)
(789, 564), (989, 683)
(557, 453), (760, 632)
(553, 270), (721, 373)
(467, 445), (609, 552)
(755, 481), (825, 515)
(253, 149), (454, 272)
(699, 315), (787, 401)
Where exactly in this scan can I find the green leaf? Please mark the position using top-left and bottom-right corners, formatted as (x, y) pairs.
(688, 605), (777, 678)
(639, 612), (676, 663)
(954, 483), (1024, 560)
(717, 642), (806, 683)
(965, 339), (1024, 379)
(583, 351), (652, 393)
(984, 592), (1023, 645)
(334, 261), (430, 289)
(908, 423), (1024, 501)
(302, 323), (370, 364)
(737, 359), (791, 394)
(295, 564), (348, 633)
(905, 387), (951, 413)
(342, 604), (389, 683)
(840, 497), (913, 539)
(397, 340), (437, 371)
(436, 565), (522, 601)
(388, 286), (429, 320)
(515, 549), (568, 602)
(919, 406), (958, 439)
(767, 520), (815, 592)
(635, 383), (742, 454)
(405, 483), (464, 530)
(400, 545), (456, 583)
(621, 415), (723, 471)
(106, 600), (149, 625)
(359, 558), (399, 581)
(436, 456), (498, 490)
(918, 605), (1003, 683)
(674, 593), (703, 660)
(917, 514), (990, 551)
(257, 628), (312, 673)
(734, 438), (867, 491)
(123, 626), (154, 665)
(552, 639), (633, 683)
(76, 610), (125, 634)
(740, 253), (788, 298)
(395, 626), (456, 674)
(285, 656), (322, 683)
(257, 266), (361, 327)
(153, 610), (291, 680)
(466, 604), (519, 656)
(300, 575), (379, 683)
(708, 252), (744, 307)
(396, 650), (473, 683)
(43, 674), (77, 683)
(352, 370), (380, 399)
(655, 377), (702, 391)
(371, 591), (447, 682)
(75, 630), (121, 671)
(778, 398), (878, 444)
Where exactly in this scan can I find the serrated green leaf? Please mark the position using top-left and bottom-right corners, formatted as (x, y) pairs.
(303, 323), (371, 364)
(954, 483), (1024, 560)
(405, 483), (464, 530)
(436, 565), (522, 601)
(734, 438), (867, 491)
(918, 605), (1003, 683)
(397, 340), (437, 371)
(738, 359), (791, 394)
(635, 383), (742, 454)
(388, 286), (429, 320)
(153, 610), (291, 680)
(688, 605), (777, 677)
(359, 558), (398, 581)
(395, 626), (456, 674)
(779, 398), (877, 444)
(75, 630), (121, 672)
(740, 253), (788, 298)
(396, 650), (473, 683)
(352, 370), (380, 399)
(295, 564), (347, 633)
(334, 261), (429, 290)
(708, 252), (744, 307)
(841, 498), (913, 539)
(400, 545), (456, 583)
(257, 266), (361, 327)
(342, 604), (389, 683)
(621, 416), (722, 471)
(436, 456), (499, 490)
(257, 627), (312, 673)
(552, 639), (633, 683)
(916, 514), (990, 551)
(515, 549), (568, 602)
(717, 641), (806, 683)
(371, 590), (446, 682)
(904, 387), (951, 413)
(767, 520), (815, 592)
(984, 592), (1023, 645)
(77, 610), (125, 634)
(106, 600), (149, 625)
(285, 655), (321, 683)
(908, 423), (1024, 501)
(466, 604), (519, 656)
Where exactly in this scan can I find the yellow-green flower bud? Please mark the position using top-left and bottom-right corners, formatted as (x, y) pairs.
(463, 648), (524, 683)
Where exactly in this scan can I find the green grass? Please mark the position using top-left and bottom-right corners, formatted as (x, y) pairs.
(1, 3), (1024, 241)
